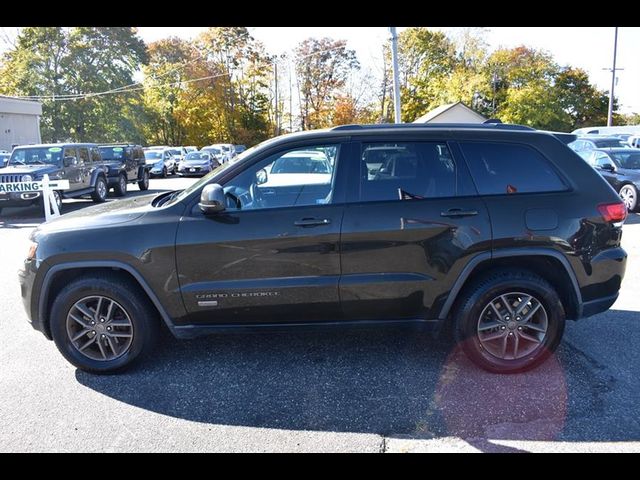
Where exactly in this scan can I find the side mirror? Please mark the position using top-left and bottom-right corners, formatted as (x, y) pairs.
(63, 156), (77, 167)
(256, 168), (268, 185)
(199, 183), (226, 215)
(601, 163), (616, 172)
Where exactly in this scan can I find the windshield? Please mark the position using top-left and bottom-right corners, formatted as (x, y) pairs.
(185, 152), (210, 161)
(611, 151), (640, 169)
(594, 139), (626, 148)
(99, 146), (128, 161)
(144, 151), (162, 160)
(9, 147), (64, 166)
(202, 147), (221, 155)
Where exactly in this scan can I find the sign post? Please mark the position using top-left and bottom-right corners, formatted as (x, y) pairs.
(0, 176), (70, 221)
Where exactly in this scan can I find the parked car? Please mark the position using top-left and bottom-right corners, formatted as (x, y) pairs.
(144, 148), (177, 177)
(202, 143), (235, 163)
(97, 144), (150, 196)
(568, 135), (630, 153)
(581, 148), (640, 211)
(177, 151), (219, 177)
(628, 135), (640, 149)
(258, 150), (332, 188)
(0, 151), (10, 168)
(1, 143), (109, 215)
(19, 123), (627, 374)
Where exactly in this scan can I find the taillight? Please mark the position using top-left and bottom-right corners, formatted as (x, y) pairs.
(598, 202), (627, 223)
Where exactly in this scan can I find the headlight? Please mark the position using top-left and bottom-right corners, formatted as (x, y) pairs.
(21, 174), (33, 182)
(26, 241), (38, 260)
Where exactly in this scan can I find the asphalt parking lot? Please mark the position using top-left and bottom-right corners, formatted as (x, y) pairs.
(1, 177), (640, 452)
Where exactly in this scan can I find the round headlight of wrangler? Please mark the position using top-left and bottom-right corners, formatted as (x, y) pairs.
(21, 174), (33, 182)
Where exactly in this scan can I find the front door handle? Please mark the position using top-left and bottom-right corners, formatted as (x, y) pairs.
(294, 218), (331, 227)
(440, 208), (478, 218)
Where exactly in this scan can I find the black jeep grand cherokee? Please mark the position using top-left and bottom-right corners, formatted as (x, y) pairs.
(19, 124), (627, 374)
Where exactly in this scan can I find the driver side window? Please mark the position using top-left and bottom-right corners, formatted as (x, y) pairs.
(222, 144), (340, 211)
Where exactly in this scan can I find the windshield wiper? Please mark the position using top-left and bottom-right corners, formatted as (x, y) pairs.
(11, 160), (25, 166)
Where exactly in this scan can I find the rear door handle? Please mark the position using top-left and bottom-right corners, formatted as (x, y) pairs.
(440, 208), (478, 218)
(294, 218), (331, 227)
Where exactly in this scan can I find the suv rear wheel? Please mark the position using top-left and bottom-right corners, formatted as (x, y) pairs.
(113, 174), (127, 197)
(91, 176), (108, 203)
(453, 269), (565, 373)
(50, 274), (158, 373)
(619, 184), (637, 212)
(138, 170), (149, 191)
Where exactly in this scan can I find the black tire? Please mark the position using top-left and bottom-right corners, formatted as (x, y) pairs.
(91, 176), (108, 203)
(453, 268), (565, 373)
(37, 190), (62, 214)
(113, 174), (127, 197)
(138, 169), (149, 191)
(618, 184), (637, 212)
(49, 273), (158, 374)
(161, 166), (167, 179)
(0, 207), (3, 215)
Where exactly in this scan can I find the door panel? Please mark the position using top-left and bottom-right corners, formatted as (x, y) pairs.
(175, 142), (347, 326)
(339, 140), (492, 321)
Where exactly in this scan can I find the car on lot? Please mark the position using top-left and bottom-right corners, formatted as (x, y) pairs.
(19, 123), (627, 374)
(177, 151), (219, 177)
(144, 148), (177, 177)
(257, 150), (333, 189)
(628, 135), (640, 149)
(1, 143), (109, 215)
(568, 135), (630, 153)
(0, 151), (10, 168)
(581, 148), (640, 211)
(202, 143), (235, 164)
(97, 144), (150, 196)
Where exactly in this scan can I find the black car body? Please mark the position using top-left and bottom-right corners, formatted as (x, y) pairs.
(19, 124), (628, 374)
(177, 151), (219, 177)
(1, 143), (109, 213)
(581, 148), (640, 211)
(98, 144), (150, 196)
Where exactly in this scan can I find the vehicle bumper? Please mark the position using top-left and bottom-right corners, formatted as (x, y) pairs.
(178, 168), (210, 176)
(18, 258), (47, 336)
(577, 246), (627, 319)
(0, 191), (41, 208)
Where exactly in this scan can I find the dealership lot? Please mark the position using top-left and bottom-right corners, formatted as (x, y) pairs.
(1, 177), (640, 452)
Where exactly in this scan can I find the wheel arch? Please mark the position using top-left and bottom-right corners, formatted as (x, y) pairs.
(439, 249), (582, 322)
(39, 261), (177, 339)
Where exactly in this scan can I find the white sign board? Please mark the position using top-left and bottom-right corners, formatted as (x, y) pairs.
(0, 175), (70, 222)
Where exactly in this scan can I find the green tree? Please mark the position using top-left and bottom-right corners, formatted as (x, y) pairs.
(295, 38), (359, 129)
(0, 27), (147, 142)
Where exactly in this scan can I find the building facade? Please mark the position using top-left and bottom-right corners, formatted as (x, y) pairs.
(0, 97), (42, 152)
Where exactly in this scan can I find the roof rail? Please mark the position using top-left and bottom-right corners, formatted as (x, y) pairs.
(330, 123), (535, 132)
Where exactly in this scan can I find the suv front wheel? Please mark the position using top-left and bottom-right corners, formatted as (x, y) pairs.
(91, 176), (108, 203)
(49, 274), (158, 373)
(454, 269), (565, 373)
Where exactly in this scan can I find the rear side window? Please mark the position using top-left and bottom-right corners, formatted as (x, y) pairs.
(460, 142), (567, 195)
(359, 142), (457, 202)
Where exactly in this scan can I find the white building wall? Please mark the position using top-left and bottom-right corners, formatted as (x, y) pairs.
(0, 112), (42, 151)
(425, 108), (484, 124)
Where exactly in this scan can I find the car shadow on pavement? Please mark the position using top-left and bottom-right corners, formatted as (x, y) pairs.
(76, 309), (640, 451)
(0, 188), (166, 229)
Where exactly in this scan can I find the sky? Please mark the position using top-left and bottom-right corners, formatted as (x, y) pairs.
(1, 26), (638, 114)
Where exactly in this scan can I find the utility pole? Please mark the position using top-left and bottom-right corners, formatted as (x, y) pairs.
(289, 60), (293, 133)
(389, 27), (402, 124)
(274, 59), (279, 136)
(607, 27), (621, 127)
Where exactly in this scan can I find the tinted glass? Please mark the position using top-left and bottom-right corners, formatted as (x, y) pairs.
(99, 146), (128, 160)
(610, 151), (640, 169)
(594, 139), (626, 148)
(91, 148), (101, 162)
(221, 145), (340, 210)
(460, 142), (566, 195)
(185, 152), (210, 160)
(144, 151), (162, 160)
(78, 147), (90, 163)
(359, 142), (456, 202)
